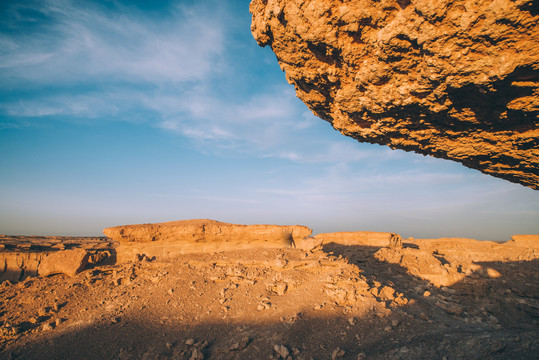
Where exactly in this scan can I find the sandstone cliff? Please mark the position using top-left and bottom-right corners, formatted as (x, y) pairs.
(103, 219), (312, 244)
(103, 219), (313, 261)
(250, 0), (539, 189)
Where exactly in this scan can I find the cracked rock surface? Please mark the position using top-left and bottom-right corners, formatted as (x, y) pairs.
(250, 0), (539, 189)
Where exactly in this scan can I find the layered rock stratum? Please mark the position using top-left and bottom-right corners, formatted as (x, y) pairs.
(250, 0), (539, 189)
(103, 219), (313, 262)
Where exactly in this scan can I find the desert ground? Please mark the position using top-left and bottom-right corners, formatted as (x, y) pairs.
(0, 223), (538, 360)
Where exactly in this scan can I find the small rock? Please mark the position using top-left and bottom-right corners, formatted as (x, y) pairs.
(384, 326), (392, 332)
(347, 317), (355, 326)
(186, 339), (195, 346)
(229, 337), (250, 351)
(357, 352), (367, 360)
(332, 347), (345, 359)
(423, 291), (431, 297)
(274, 283), (288, 296)
(486, 268), (501, 278)
(42, 322), (54, 331)
(166, 342), (174, 349)
(391, 319), (399, 327)
(189, 348), (204, 360)
(273, 344), (289, 359)
(314, 304), (323, 311)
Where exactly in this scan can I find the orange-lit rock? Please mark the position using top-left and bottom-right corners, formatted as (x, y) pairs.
(312, 231), (397, 247)
(250, 0), (539, 189)
(104, 219), (312, 261)
(39, 249), (89, 277)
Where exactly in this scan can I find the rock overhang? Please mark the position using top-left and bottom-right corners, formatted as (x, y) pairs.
(250, 0), (539, 189)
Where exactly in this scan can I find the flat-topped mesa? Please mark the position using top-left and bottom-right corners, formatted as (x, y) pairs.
(250, 0), (539, 189)
(103, 219), (312, 244)
(103, 219), (313, 261)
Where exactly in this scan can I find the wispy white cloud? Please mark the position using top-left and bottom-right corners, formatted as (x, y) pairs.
(152, 86), (316, 151)
(0, 0), (226, 85)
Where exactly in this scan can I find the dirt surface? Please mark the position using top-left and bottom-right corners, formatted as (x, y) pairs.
(1, 237), (538, 359)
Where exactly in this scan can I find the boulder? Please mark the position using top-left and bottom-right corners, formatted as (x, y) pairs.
(250, 0), (539, 189)
(39, 249), (89, 277)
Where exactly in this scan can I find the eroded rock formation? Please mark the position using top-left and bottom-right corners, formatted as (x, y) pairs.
(0, 236), (115, 282)
(103, 219), (313, 262)
(250, 0), (539, 189)
(313, 231), (399, 247)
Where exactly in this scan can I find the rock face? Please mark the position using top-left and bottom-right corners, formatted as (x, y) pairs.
(0, 249), (89, 282)
(0, 236), (114, 282)
(104, 219), (312, 244)
(312, 231), (398, 247)
(38, 249), (89, 277)
(250, 0), (539, 189)
(103, 219), (313, 262)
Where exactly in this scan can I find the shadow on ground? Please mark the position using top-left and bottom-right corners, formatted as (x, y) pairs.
(1, 244), (538, 360)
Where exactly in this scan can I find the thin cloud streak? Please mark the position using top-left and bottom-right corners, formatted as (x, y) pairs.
(0, 0), (226, 86)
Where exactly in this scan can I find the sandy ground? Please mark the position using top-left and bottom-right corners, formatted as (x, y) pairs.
(0, 239), (538, 359)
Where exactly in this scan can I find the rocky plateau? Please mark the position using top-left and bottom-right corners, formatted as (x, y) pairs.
(250, 0), (539, 189)
(0, 220), (538, 359)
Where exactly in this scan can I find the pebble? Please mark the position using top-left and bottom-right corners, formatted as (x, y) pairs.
(258, 302), (271, 310)
(391, 319), (399, 328)
(189, 348), (204, 360)
(273, 344), (289, 359)
(423, 291), (431, 297)
(314, 304), (323, 311)
(274, 283), (287, 296)
(357, 352), (367, 359)
(332, 347), (345, 359)
(186, 339), (195, 346)
(229, 337), (250, 351)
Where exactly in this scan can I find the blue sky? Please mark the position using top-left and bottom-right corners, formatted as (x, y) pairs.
(1, 0), (537, 240)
